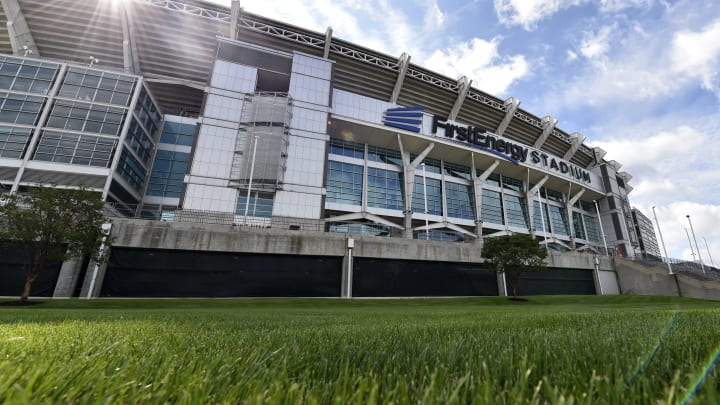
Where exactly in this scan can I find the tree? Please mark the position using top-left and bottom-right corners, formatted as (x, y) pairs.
(481, 233), (547, 299)
(0, 186), (108, 302)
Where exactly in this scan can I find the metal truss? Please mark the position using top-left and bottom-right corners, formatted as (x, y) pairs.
(405, 68), (457, 91)
(512, 110), (542, 128)
(237, 17), (326, 49)
(329, 43), (399, 71)
(132, 0), (595, 160)
(466, 91), (506, 111)
(133, 0), (231, 22)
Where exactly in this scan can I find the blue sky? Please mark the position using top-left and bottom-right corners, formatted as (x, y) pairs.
(209, 0), (720, 263)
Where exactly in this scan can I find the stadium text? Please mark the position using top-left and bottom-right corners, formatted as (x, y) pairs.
(432, 116), (591, 183)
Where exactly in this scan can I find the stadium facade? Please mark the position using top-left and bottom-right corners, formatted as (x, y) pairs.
(0, 0), (641, 297)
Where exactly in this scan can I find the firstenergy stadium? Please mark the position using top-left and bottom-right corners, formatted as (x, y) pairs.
(0, 0), (640, 298)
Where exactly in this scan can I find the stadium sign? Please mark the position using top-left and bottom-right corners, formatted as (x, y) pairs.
(432, 115), (591, 184)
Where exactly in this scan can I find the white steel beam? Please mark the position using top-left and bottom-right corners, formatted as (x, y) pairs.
(448, 76), (472, 120)
(533, 115), (558, 149)
(563, 132), (587, 160)
(230, 0), (241, 40)
(390, 53), (410, 103)
(495, 97), (519, 136)
(2, 0), (39, 57)
(323, 27), (333, 59)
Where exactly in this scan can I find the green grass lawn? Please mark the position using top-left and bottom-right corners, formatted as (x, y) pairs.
(1, 296), (719, 404)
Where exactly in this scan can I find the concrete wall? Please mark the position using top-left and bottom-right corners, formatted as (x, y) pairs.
(613, 257), (720, 300)
(36, 219), (718, 299)
(613, 258), (680, 296)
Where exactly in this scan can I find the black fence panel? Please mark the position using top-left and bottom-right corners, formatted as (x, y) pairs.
(0, 244), (62, 297)
(353, 258), (498, 297)
(507, 268), (596, 296)
(101, 248), (342, 297)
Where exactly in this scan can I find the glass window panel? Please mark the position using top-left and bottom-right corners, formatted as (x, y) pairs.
(0, 76), (13, 89)
(0, 63), (19, 75)
(99, 78), (116, 90)
(412, 176), (442, 215)
(446, 182), (474, 219)
(64, 72), (84, 85)
(548, 205), (569, 236)
(81, 74), (100, 87)
(504, 194), (528, 228)
(11, 78), (32, 91)
(16, 113), (36, 125)
(367, 167), (404, 210)
(36, 68), (55, 80)
(77, 87), (94, 101)
(18, 65), (38, 78)
(481, 189), (504, 225)
(0, 111), (17, 122)
(95, 90), (113, 103)
(59, 85), (79, 98)
(111, 93), (130, 106)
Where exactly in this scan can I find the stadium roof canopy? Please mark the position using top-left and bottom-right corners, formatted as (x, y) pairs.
(0, 0), (614, 170)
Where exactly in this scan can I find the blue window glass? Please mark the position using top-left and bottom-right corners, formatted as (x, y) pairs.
(0, 125), (32, 159)
(573, 211), (586, 240)
(160, 121), (196, 146)
(504, 194), (528, 228)
(236, 192), (273, 218)
(328, 138), (364, 159)
(146, 150), (190, 198)
(583, 213), (601, 242)
(116, 148), (147, 193)
(446, 182), (474, 219)
(367, 167), (403, 210)
(533, 200), (552, 234)
(367, 145), (402, 166)
(444, 161), (471, 180)
(501, 176), (523, 192)
(485, 173), (500, 187)
(328, 222), (392, 237)
(413, 157), (440, 174)
(481, 189), (504, 225)
(412, 175), (441, 215)
(548, 205), (569, 235)
(415, 229), (464, 242)
(326, 161), (363, 205)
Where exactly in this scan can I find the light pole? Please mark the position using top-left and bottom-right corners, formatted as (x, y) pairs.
(686, 215), (705, 273)
(651, 206), (673, 274)
(593, 200), (609, 256)
(421, 162), (429, 240)
(243, 135), (259, 224)
(684, 227), (697, 263)
(703, 237), (716, 268)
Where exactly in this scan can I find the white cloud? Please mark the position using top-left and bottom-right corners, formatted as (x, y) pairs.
(671, 19), (720, 95)
(494, 0), (577, 31)
(423, 0), (446, 31)
(566, 50), (578, 61)
(493, 0), (650, 30)
(639, 202), (720, 262)
(598, 0), (652, 12)
(579, 25), (614, 60)
(424, 37), (530, 95)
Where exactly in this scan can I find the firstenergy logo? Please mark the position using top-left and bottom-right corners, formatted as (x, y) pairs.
(382, 106), (424, 133)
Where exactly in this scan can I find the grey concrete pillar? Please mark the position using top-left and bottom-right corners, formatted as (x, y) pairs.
(340, 238), (355, 298)
(403, 210), (413, 239)
(52, 257), (84, 297)
(79, 259), (108, 298)
(497, 272), (507, 296)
